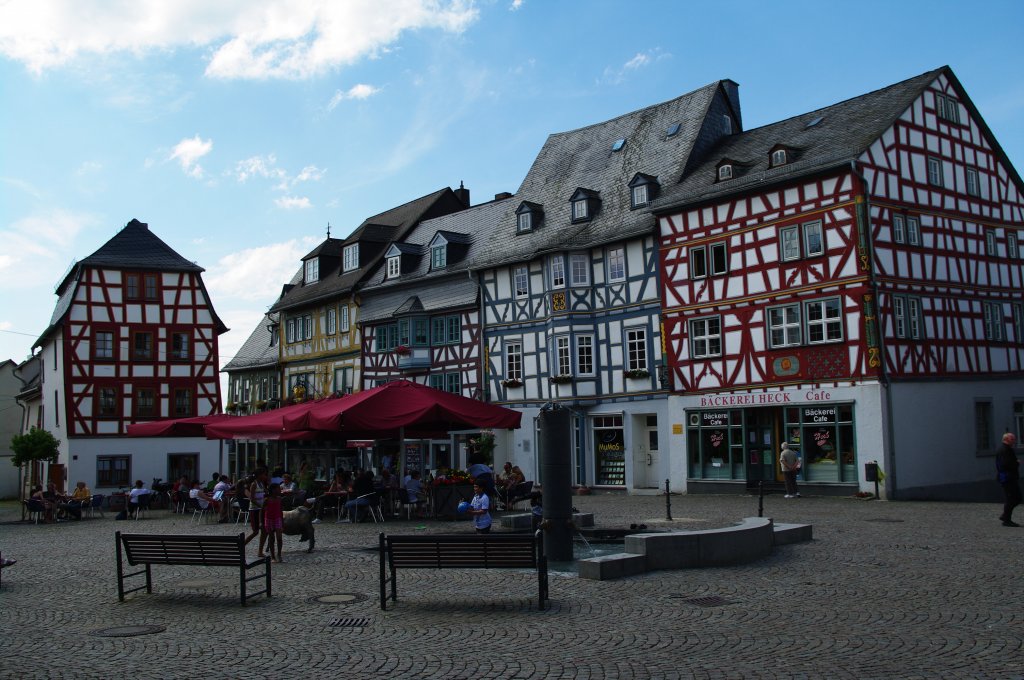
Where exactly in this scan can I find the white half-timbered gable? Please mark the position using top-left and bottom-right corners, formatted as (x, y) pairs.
(475, 79), (744, 489)
(654, 66), (1024, 501)
(34, 219), (226, 489)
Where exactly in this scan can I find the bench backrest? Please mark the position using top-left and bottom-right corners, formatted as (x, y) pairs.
(119, 532), (246, 567)
(386, 533), (539, 569)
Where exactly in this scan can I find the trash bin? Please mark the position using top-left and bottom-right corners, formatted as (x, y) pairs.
(864, 462), (878, 482)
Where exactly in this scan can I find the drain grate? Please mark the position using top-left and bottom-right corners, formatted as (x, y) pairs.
(90, 625), (166, 637)
(671, 595), (734, 607)
(328, 617), (370, 628)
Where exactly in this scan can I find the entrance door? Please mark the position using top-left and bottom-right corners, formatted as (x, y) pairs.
(632, 415), (660, 489)
(744, 409), (778, 488)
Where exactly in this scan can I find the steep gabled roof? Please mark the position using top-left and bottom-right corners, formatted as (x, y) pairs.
(222, 312), (280, 372)
(654, 67), (947, 209)
(270, 187), (466, 313)
(472, 81), (729, 268)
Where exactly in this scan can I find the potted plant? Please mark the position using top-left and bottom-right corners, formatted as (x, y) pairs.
(225, 401), (238, 413)
(501, 378), (523, 388)
(394, 345), (411, 355)
(549, 374), (574, 385)
(624, 368), (650, 379)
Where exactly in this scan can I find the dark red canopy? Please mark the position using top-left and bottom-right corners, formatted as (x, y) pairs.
(281, 380), (521, 436)
(202, 398), (341, 441)
(126, 414), (236, 437)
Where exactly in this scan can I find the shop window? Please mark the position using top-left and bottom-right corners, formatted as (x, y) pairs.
(784, 403), (857, 483)
(97, 456), (130, 487)
(593, 415), (625, 485)
(687, 410), (744, 480)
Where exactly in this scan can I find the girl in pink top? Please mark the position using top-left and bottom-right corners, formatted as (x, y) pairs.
(262, 483), (284, 562)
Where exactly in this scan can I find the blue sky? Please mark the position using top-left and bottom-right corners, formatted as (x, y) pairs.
(2, 0), (1023, 376)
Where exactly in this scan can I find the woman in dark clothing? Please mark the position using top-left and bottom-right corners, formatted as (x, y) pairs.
(996, 432), (1020, 527)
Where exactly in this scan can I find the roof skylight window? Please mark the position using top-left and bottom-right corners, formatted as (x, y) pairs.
(666, 123), (681, 137)
(611, 138), (626, 152)
(806, 116), (824, 128)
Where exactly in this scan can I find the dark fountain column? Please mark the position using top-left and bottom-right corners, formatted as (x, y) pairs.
(539, 405), (573, 561)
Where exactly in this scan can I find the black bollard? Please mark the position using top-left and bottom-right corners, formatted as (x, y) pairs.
(758, 481), (764, 518)
(664, 478), (672, 521)
(539, 406), (573, 562)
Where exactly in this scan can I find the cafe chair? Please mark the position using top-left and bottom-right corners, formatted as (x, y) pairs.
(88, 494), (105, 518)
(133, 492), (153, 520)
(397, 488), (427, 520)
(189, 497), (211, 524)
(233, 498), (250, 526)
(24, 498), (45, 524)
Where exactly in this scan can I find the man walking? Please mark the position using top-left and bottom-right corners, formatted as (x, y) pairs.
(996, 432), (1020, 527)
(780, 442), (801, 499)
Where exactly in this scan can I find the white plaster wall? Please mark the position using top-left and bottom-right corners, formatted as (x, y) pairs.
(66, 436), (223, 492)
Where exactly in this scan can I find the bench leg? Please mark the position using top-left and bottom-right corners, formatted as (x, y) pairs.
(265, 557), (272, 599)
(538, 557), (548, 611)
(116, 533), (125, 601)
(240, 563), (246, 606)
(145, 564), (152, 594)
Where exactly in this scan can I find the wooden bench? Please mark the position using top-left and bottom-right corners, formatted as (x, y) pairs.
(116, 531), (270, 606)
(379, 531), (548, 611)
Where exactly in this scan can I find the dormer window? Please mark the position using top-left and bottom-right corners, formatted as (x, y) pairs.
(628, 173), (659, 209)
(431, 244), (447, 270)
(516, 201), (543, 233)
(304, 258), (319, 283)
(717, 164), (733, 181)
(771, 149), (788, 167)
(343, 244), (359, 272)
(569, 188), (600, 223)
(387, 256), (401, 279)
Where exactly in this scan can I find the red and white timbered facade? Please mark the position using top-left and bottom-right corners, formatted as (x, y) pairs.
(657, 68), (1024, 500)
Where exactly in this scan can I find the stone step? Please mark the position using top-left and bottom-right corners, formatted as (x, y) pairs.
(773, 522), (813, 545)
(577, 552), (646, 581)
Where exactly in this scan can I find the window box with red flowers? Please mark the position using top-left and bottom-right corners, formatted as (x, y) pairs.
(394, 345), (411, 355)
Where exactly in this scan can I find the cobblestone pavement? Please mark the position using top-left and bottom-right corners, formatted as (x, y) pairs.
(1, 490), (1022, 679)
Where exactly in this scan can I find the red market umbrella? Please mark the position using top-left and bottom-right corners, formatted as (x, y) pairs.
(126, 414), (236, 437)
(281, 380), (521, 436)
(203, 398), (342, 441)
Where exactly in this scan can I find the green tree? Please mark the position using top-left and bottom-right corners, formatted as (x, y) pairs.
(10, 427), (61, 467)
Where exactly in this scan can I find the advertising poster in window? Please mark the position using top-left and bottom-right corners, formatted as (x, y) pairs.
(595, 429), (625, 485)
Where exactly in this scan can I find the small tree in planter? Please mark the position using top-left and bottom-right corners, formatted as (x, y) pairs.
(10, 427), (61, 493)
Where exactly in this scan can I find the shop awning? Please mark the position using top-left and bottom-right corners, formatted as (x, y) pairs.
(126, 413), (236, 437)
(203, 398), (344, 441)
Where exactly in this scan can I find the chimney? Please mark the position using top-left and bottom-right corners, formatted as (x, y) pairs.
(494, 192), (513, 200)
(454, 181), (470, 208)
(721, 79), (742, 132)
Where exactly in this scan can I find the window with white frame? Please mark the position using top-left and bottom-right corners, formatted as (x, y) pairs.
(94, 331), (114, 359)
(607, 247), (626, 282)
(780, 226), (801, 261)
(445, 372), (461, 394)
(893, 214), (906, 243)
(906, 216), (921, 246)
(631, 184), (648, 208)
(340, 305), (350, 332)
(446, 315), (460, 344)
(1015, 303), (1024, 342)
(690, 246), (708, 279)
(431, 244), (447, 270)
(690, 317), (721, 358)
(429, 374), (443, 390)
(304, 258), (319, 283)
(326, 308), (337, 335)
(387, 256), (401, 278)
(908, 297), (923, 339)
(803, 221), (824, 256)
(966, 167), (980, 197)
(572, 199), (588, 221)
(550, 255), (565, 288)
(984, 301), (1005, 341)
(806, 298), (843, 343)
(303, 315), (313, 340)
(893, 296), (907, 338)
(935, 92), (961, 124)
(576, 335), (594, 375)
(333, 366), (353, 394)
(505, 342), (523, 381)
(286, 319), (296, 343)
(927, 157), (944, 187)
(570, 254), (589, 286)
(517, 212), (532, 233)
(771, 149), (788, 166)
(767, 304), (801, 348)
(717, 164), (733, 181)
(1008, 233), (1019, 259)
(343, 244), (359, 272)
(626, 328), (647, 371)
(432, 317), (446, 345)
(985, 229), (997, 256)
(555, 336), (571, 376)
(710, 242), (728, 275)
(513, 266), (529, 298)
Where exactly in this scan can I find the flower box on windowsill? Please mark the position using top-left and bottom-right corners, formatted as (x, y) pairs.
(501, 378), (523, 388)
(254, 400), (268, 410)
(394, 345), (411, 356)
(549, 374), (574, 385)
(624, 369), (650, 379)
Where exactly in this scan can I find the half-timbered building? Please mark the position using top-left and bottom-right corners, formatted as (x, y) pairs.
(360, 192), (511, 470)
(654, 67), (1024, 500)
(475, 81), (743, 490)
(32, 219), (227, 490)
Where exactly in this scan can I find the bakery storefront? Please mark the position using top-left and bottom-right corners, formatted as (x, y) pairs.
(681, 388), (867, 494)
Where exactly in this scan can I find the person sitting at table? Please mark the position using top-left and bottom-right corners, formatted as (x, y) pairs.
(31, 484), (56, 523)
(312, 471), (349, 524)
(171, 475), (190, 513)
(280, 473), (297, 494)
(344, 470), (376, 523)
(61, 481), (91, 520)
(212, 474), (233, 523)
(189, 480), (212, 510)
(270, 466), (284, 485)
(128, 480), (151, 518)
(404, 470), (427, 518)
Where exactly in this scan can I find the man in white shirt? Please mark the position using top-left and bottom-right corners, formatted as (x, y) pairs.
(128, 480), (150, 518)
(189, 481), (211, 510)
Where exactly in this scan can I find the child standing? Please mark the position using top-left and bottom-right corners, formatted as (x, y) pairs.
(263, 483), (285, 562)
(469, 481), (491, 534)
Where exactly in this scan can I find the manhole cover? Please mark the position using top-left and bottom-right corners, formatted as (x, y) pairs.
(328, 617), (370, 628)
(310, 593), (365, 605)
(672, 595), (734, 607)
(864, 518), (905, 523)
(90, 625), (166, 638)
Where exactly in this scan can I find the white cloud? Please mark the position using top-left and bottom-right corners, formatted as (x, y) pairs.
(234, 154), (287, 183)
(169, 134), (213, 178)
(326, 83), (381, 110)
(0, 1), (479, 79)
(0, 208), (98, 289)
(293, 165), (325, 184)
(275, 195), (312, 209)
(204, 238), (317, 302)
(600, 48), (671, 85)
(509, 0), (525, 10)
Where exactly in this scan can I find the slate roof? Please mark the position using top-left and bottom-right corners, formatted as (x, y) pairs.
(270, 188), (463, 313)
(359, 197), (515, 322)
(222, 312), (279, 371)
(472, 81), (729, 268)
(653, 67), (945, 210)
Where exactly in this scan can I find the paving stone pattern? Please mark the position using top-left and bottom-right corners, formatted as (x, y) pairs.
(1, 492), (1022, 679)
